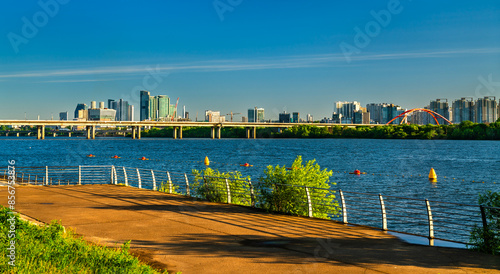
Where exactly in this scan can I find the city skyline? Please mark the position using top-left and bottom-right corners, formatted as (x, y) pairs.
(28, 93), (500, 125)
(1, 1), (499, 120)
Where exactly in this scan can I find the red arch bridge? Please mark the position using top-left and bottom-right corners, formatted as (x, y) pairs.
(386, 108), (452, 125)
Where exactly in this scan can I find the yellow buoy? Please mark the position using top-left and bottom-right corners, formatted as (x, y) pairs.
(428, 168), (437, 180)
(204, 156), (210, 166)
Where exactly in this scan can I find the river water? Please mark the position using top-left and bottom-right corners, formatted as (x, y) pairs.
(1, 137), (498, 204)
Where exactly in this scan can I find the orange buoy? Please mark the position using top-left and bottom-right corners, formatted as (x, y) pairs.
(240, 163), (253, 167)
(112, 155), (120, 159)
(87, 154), (95, 157)
(140, 157), (148, 161)
(349, 169), (365, 175)
(204, 156), (210, 166)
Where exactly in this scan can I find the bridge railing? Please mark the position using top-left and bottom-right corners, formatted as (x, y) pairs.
(1, 165), (498, 247)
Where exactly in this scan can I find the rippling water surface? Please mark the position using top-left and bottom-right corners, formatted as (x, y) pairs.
(1, 137), (499, 204)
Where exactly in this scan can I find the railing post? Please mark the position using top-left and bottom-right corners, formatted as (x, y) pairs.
(425, 199), (434, 246)
(78, 166), (81, 185)
(184, 173), (190, 197)
(136, 168), (141, 189)
(45, 166), (49, 186)
(479, 205), (492, 252)
(305, 186), (313, 218)
(248, 179), (255, 207)
(113, 166), (117, 184)
(123, 167), (128, 186)
(339, 189), (347, 224)
(225, 178), (231, 204)
(110, 166), (114, 184)
(379, 194), (387, 231)
(167, 171), (173, 194)
(151, 169), (156, 191)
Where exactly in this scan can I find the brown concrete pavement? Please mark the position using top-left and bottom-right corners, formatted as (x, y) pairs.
(1, 184), (499, 273)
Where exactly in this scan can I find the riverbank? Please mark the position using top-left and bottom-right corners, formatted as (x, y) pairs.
(140, 121), (500, 140)
(1, 184), (498, 273)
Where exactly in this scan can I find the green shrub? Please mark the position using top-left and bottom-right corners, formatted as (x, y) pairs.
(258, 156), (339, 219)
(468, 191), (500, 255)
(191, 168), (251, 205)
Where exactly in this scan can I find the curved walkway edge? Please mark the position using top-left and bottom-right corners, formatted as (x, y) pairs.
(1, 185), (499, 273)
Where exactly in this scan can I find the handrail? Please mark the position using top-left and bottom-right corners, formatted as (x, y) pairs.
(1, 165), (498, 247)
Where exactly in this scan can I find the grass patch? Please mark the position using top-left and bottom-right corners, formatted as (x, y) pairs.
(0, 206), (172, 273)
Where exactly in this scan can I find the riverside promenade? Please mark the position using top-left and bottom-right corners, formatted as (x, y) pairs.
(1, 184), (499, 273)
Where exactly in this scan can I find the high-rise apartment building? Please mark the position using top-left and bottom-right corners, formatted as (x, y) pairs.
(429, 99), (450, 125)
(365, 103), (404, 124)
(452, 97), (474, 124)
(334, 101), (361, 123)
(366, 103), (382, 124)
(306, 114), (313, 122)
(248, 107), (265, 122)
(353, 109), (370, 124)
(475, 96), (498, 123)
(292, 112), (300, 123)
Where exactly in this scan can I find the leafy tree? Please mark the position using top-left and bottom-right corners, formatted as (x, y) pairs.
(469, 191), (500, 255)
(257, 156), (338, 219)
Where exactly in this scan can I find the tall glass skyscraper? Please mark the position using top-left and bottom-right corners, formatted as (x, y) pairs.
(140, 90), (150, 121)
(74, 103), (87, 119)
(248, 107), (264, 122)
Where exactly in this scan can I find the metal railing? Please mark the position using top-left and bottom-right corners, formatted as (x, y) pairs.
(1, 165), (498, 247)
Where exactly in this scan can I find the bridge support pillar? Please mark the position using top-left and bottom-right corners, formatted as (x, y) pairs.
(179, 126), (183, 139)
(37, 126), (45, 139)
(68, 132), (71, 137)
(217, 126), (221, 139)
(92, 126), (96, 139)
(173, 127), (178, 139)
(137, 126), (141, 139)
(132, 127), (136, 139)
(253, 127), (257, 139)
(246, 128), (250, 139)
(16, 133), (19, 137)
(211, 127), (215, 139)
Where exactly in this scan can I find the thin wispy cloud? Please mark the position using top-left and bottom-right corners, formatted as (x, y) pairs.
(0, 48), (498, 81)
(37, 79), (121, 83)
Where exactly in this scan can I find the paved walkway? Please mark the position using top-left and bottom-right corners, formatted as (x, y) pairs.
(1, 185), (499, 273)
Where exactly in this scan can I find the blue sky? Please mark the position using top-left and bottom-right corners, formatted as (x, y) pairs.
(0, 0), (499, 121)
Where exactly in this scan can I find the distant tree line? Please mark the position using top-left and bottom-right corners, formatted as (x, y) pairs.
(141, 119), (500, 140)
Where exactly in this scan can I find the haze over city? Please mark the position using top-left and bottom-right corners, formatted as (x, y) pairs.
(1, 0), (499, 121)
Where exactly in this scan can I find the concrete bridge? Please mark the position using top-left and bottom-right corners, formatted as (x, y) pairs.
(0, 120), (384, 140)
